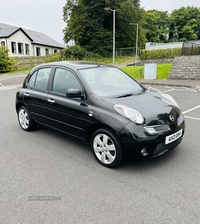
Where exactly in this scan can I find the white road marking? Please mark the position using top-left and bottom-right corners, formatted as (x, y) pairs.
(146, 85), (198, 93)
(0, 85), (21, 90)
(182, 105), (200, 114)
(145, 85), (161, 93)
(161, 87), (198, 93)
(184, 116), (200, 121)
(160, 89), (174, 93)
(146, 85), (200, 120)
(183, 87), (198, 93)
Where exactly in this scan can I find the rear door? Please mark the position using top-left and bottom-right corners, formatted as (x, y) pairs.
(23, 67), (52, 124)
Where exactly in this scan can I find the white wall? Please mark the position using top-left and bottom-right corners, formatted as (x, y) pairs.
(32, 44), (61, 57)
(146, 42), (183, 50)
(0, 38), (6, 46)
(6, 30), (32, 56)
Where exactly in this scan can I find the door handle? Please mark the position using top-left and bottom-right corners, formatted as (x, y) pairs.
(47, 99), (55, 104)
(80, 103), (88, 107)
(24, 93), (29, 97)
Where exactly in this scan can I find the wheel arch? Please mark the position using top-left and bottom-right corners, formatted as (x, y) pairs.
(86, 123), (121, 146)
(16, 102), (25, 113)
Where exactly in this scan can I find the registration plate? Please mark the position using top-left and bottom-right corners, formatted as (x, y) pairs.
(165, 129), (182, 145)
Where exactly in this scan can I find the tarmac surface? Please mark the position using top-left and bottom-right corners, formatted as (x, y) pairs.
(0, 73), (200, 91)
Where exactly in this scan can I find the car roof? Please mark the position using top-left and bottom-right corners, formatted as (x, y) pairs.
(33, 61), (113, 71)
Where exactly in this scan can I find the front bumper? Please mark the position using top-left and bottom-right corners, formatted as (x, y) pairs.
(118, 121), (185, 158)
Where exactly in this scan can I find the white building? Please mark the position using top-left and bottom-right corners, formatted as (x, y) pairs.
(0, 23), (64, 57)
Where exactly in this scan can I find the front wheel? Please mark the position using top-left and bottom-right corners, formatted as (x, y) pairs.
(91, 128), (123, 168)
(18, 106), (36, 131)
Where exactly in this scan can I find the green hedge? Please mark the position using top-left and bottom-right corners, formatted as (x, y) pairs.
(43, 52), (62, 63)
(140, 48), (182, 60)
(0, 47), (19, 72)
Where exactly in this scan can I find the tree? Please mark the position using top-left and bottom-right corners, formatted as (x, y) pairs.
(63, 0), (146, 56)
(169, 6), (200, 41)
(143, 10), (170, 43)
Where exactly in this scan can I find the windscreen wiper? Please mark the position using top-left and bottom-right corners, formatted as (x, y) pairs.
(117, 93), (133, 98)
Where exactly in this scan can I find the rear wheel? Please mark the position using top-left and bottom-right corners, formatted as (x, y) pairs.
(18, 106), (36, 131)
(91, 128), (123, 168)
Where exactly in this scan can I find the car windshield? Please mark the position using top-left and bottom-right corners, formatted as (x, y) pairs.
(79, 67), (144, 97)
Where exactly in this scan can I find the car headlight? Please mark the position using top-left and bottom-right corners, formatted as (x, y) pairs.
(114, 104), (144, 124)
(161, 94), (180, 109)
(177, 113), (184, 126)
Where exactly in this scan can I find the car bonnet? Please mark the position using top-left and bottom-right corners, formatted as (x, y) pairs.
(101, 91), (181, 126)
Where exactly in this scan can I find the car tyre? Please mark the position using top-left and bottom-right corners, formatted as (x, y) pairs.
(91, 128), (123, 168)
(18, 106), (36, 131)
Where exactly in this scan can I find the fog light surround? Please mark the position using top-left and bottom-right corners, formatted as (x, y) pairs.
(141, 148), (149, 156)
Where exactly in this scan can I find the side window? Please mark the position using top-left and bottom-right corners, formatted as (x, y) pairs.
(52, 68), (82, 95)
(28, 71), (37, 87)
(27, 67), (51, 90)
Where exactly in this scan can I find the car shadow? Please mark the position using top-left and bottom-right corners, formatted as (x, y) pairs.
(117, 148), (181, 172)
(30, 124), (182, 172)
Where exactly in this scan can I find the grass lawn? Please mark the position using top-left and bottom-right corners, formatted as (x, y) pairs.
(0, 68), (31, 76)
(96, 56), (133, 65)
(121, 64), (172, 80)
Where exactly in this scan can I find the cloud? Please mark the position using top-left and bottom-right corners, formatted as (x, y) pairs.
(0, 0), (66, 44)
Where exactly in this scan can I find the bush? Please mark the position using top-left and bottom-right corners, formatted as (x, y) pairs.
(62, 45), (101, 60)
(140, 48), (182, 60)
(0, 46), (19, 72)
(44, 52), (62, 63)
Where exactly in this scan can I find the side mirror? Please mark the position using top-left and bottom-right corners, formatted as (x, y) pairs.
(66, 88), (85, 98)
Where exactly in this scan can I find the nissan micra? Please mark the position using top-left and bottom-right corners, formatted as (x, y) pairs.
(16, 61), (185, 167)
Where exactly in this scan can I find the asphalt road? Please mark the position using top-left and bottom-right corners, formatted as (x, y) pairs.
(0, 86), (200, 224)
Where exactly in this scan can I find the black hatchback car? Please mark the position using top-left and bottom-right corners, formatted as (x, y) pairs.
(16, 61), (185, 167)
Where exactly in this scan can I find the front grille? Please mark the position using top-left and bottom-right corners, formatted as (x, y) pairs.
(153, 125), (170, 132)
(152, 136), (183, 156)
(144, 124), (170, 135)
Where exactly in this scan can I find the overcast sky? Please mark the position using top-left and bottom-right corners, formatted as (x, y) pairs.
(1, 0), (200, 45)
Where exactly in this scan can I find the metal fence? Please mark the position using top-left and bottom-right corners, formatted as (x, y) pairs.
(116, 47), (144, 57)
(182, 41), (200, 56)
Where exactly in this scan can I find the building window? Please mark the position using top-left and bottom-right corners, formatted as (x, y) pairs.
(11, 42), (16, 53)
(36, 47), (41, 56)
(25, 44), (29, 55)
(1, 41), (5, 46)
(45, 48), (49, 55)
(54, 49), (57, 53)
(18, 43), (24, 54)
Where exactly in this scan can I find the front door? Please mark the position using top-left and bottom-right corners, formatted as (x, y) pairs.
(46, 68), (90, 140)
